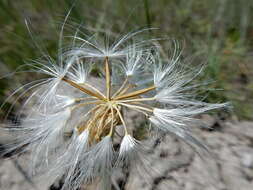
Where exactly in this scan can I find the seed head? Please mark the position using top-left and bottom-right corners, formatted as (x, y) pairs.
(1, 27), (228, 190)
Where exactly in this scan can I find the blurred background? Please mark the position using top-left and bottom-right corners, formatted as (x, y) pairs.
(0, 0), (253, 190)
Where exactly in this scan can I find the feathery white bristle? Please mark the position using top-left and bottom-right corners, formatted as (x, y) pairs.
(66, 59), (92, 84)
(91, 136), (114, 175)
(154, 83), (198, 105)
(153, 108), (189, 127)
(59, 129), (90, 190)
(152, 104), (227, 128)
(149, 115), (186, 136)
(1, 108), (72, 176)
(123, 46), (143, 76)
(67, 136), (114, 190)
(150, 103), (228, 156)
(153, 40), (182, 88)
(65, 29), (155, 59)
(153, 56), (179, 88)
(40, 129), (90, 190)
(117, 135), (138, 165)
(29, 108), (71, 173)
(53, 95), (75, 110)
(149, 115), (209, 155)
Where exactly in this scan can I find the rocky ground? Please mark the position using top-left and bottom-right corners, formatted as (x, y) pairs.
(122, 118), (253, 190)
(0, 116), (253, 190)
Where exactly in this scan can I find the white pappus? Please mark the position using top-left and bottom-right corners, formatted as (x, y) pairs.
(0, 24), (229, 190)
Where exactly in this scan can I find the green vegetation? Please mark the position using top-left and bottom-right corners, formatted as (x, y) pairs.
(0, 0), (253, 119)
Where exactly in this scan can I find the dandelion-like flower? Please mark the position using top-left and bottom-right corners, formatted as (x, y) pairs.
(1, 28), (228, 190)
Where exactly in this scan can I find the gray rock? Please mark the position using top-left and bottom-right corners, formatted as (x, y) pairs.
(122, 119), (253, 190)
(0, 159), (48, 190)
